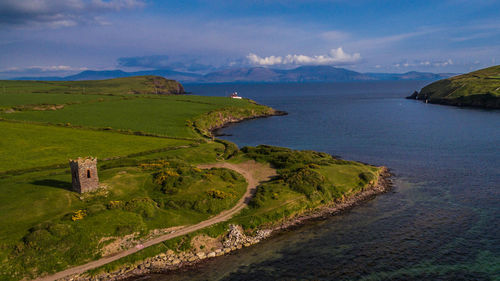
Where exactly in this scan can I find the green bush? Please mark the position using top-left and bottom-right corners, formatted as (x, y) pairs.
(283, 167), (325, 197)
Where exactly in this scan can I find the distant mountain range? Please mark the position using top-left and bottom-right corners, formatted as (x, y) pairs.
(11, 66), (457, 83)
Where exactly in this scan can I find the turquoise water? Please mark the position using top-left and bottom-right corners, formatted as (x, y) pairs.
(144, 82), (500, 280)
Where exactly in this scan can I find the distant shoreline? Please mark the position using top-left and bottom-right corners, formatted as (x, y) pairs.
(211, 109), (288, 137)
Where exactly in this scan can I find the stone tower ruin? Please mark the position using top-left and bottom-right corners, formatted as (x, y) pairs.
(69, 157), (99, 193)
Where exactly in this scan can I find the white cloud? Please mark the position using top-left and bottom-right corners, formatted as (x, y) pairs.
(393, 59), (453, 69)
(247, 53), (283, 66)
(433, 59), (453, 67)
(247, 48), (361, 66)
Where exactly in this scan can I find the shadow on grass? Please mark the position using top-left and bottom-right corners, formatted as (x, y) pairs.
(32, 179), (72, 191)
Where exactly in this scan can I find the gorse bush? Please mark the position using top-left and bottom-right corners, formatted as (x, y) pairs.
(283, 166), (326, 197)
(144, 160), (201, 195)
(241, 145), (341, 169)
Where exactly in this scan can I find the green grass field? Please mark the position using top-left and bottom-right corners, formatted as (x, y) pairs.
(0, 121), (191, 172)
(1, 95), (272, 139)
(0, 77), (383, 280)
(0, 92), (121, 109)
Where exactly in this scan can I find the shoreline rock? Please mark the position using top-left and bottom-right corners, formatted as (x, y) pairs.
(210, 110), (287, 137)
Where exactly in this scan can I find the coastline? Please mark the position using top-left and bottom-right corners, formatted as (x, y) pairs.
(72, 167), (392, 281)
(210, 110), (288, 137)
(407, 88), (500, 110)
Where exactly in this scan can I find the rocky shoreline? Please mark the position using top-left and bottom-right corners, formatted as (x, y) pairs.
(209, 110), (288, 137)
(64, 167), (392, 281)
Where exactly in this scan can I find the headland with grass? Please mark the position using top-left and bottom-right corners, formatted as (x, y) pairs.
(407, 65), (500, 108)
(0, 76), (389, 281)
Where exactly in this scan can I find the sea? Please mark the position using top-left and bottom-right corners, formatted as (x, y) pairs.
(141, 81), (500, 280)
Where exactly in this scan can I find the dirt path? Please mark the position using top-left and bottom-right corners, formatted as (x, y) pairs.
(35, 161), (275, 281)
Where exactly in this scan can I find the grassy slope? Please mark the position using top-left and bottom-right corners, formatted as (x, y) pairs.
(412, 65), (500, 108)
(0, 121), (190, 172)
(1, 96), (273, 139)
(0, 92), (121, 109)
(0, 76), (184, 96)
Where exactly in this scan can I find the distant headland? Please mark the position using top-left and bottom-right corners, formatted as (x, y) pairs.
(407, 65), (500, 109)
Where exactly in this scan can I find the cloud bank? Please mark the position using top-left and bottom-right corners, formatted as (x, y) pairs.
(393, 59), (454, 68)
(0, 0), (145, 27)
(247, 48), (361, 66)
(117, 55), (216, 72)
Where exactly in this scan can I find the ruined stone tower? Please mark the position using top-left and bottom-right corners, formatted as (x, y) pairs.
(69, 157), (99, 193)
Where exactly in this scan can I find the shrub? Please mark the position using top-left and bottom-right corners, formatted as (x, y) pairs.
(207, 189), (230, 199)
(123, 199), (157, 218)
(283, 167), (325, 197)
(71, 210), (87, 221)
(358, 172), (374, 184)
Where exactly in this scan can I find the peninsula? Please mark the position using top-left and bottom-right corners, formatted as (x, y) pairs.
(407, 65), (500, 109)
(0, 76), (389, 281)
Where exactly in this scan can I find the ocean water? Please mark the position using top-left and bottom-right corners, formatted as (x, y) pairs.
(142, 82), (500, 280)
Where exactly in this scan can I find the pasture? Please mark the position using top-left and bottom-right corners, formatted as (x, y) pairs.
(1, 95), (268, 139)
(0, 121), (191, 172)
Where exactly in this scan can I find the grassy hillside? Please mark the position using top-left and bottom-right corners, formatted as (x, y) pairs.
(0, 77), (383, 280)
(1, 93), (274, 139)
(231, 145), (381, 229)
(0, 76), (185, 96)
(0, 121), (190, 172)
(408, 65), (500, 108)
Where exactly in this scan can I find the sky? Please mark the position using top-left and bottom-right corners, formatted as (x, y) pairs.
(0, 0), (499, 78)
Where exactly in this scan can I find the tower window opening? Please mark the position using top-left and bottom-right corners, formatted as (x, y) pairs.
(87, 170), (91, 178)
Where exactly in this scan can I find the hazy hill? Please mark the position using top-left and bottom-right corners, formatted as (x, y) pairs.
(10, 66), (456, 83)
(367, 71), (454, 81)
(407, 65), (500, 108)
(199, 66), (453, 83)
(201, 67), (281, 82)
(14, 70), (202, 83)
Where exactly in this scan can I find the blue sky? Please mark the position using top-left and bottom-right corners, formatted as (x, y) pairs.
(0, 0), (499, 78)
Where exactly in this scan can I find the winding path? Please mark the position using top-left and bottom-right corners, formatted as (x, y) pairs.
(35, 161), (275, 281)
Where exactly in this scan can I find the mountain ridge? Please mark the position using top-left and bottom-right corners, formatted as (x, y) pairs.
(9, 66), (457, 83)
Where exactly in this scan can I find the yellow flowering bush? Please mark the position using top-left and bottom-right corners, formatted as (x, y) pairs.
(71, 210), (87, 221)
